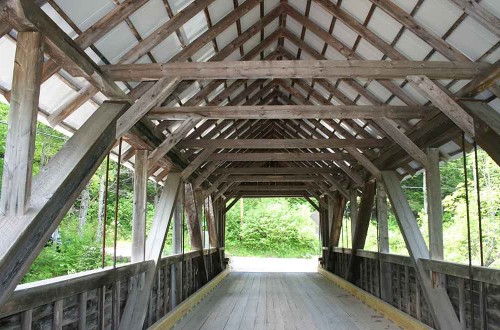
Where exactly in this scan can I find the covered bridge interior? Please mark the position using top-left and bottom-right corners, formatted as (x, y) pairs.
(0, 0), (500, 329)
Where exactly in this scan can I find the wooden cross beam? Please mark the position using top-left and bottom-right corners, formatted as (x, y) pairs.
(177, 138), (388, 149)
(232, 184), (309, 191)
(207, 152), (354, 162)
(234, 191), (309, 198)
(221, 175), (325, 183)
(101, 60), (488, 81)
(214, 167), (339, 175)
(147, 105), (434, 120)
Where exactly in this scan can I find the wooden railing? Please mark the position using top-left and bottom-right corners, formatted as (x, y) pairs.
(0, 248), (223, 329)
(325, 247), (500, 329)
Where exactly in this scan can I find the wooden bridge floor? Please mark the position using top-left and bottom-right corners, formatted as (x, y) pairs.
(173, 272), (400, 329)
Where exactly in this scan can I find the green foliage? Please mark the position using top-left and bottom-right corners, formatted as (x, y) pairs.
(1, 99), (499, 283)
(22, 218), (109, 283)
(0, 102), (165, 282)
(360, 150), (500, 267)
(225, 198), (318, 258)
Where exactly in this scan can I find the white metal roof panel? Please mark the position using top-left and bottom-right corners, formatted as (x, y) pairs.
(129, 0), (170, 38)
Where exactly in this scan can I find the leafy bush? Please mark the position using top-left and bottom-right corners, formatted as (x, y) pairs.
(225, 198), (318, 258)
(22, 218), (108, 283)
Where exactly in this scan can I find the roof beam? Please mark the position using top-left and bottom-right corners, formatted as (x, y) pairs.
(7, 0), (127, 100)
(40, 0), (150, 83)
(119, 0), (217, 64)
(447, 0), (500, 38)
(147, 105), (433, 120)
(148, 119), (199, 169)
(409, 75), (475, 137)
(207, 152), (354, 162)
(178, 138), (388, 149)
(312, 0), (406, 60)
(214, 167), (339, 175)
(222, 175), (324, 183)
(102, 60), (488, 81)
(364, 0), (470, 61)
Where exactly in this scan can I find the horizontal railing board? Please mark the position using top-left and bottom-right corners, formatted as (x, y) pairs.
(0, 260), (152, 318)
(420, 259), (500, 286)
(0, 248), (218, 318)
(331, 248), (500, 286)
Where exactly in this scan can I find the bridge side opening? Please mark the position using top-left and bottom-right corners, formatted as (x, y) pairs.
(223, 196), (319, 273)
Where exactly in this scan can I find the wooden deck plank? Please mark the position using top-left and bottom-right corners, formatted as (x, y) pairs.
(223, 274), (255, 329)
(237, 272), (261, 329)
(176, 273), (241, 329)
(173, 272), (401, 330)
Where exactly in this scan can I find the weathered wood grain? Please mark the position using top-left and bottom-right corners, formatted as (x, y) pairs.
(102, 60), (488, 81)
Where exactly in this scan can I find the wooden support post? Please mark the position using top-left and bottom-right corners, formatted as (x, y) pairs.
(377, 182), (393, 303)
(78, 292), (87, 330)
(346, 181), (376, 283)
(329, 193), (347, 248)
(0, 31), (43, 216)
(205, 195), (223, 273)
(120, 173), (181, 330)
(184, 183), (209, 286)
(170, 185), (183, 308)
(382, 171), (461, 330)
(349, 189), (358, 243)
(132, 150), (148, 262)
(327, 193), (347, 270)
(0, 102), (128, 306)
(194, 188), (204, 247)
(425, 148), (445, 289)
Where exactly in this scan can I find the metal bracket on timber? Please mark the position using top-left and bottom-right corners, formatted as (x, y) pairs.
(346, 181), (376, 282)
(120, 173), (182, 330)
(184, 183), (209, 286)
(0, 101), (129, 306)
(382, 171), (461, 330)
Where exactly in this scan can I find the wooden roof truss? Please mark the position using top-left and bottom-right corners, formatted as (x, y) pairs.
(0, 0), (499, 201)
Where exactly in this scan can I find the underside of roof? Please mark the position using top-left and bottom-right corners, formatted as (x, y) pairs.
(0, 0), (499, 198)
